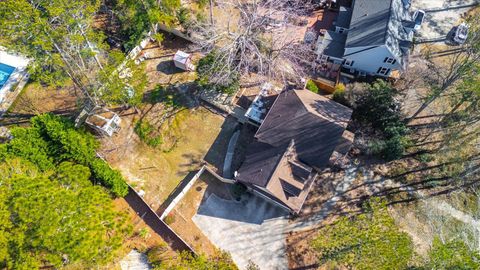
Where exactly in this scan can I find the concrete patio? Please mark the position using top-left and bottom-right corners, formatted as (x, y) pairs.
(192, 192), (289, 270)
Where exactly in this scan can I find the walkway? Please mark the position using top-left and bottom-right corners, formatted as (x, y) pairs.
(222, 130), (240, 178)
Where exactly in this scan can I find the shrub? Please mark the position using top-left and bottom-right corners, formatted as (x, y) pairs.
(197, 0), (209, 8)
(164, 213), (176, 225)
(355, 80), (409, 161)
(197, 51), (240, 95)
(333, 83), (348, 105)
(147, 244), (170, 267)
(90, 159), (129, 197)
(306, 79), (319, 94)
(177, 7), (190, 26)
(355, 80), (402, 131)
(134, 120), (163, 147)
(29, 114), (129, 197)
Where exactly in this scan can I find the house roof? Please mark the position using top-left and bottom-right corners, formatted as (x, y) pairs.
(336, 6), (353, 29)
(345, 0), (393, 48)
(317, 30), (347, 59)
(344, 0), (413, 64)
(86, 108), (117, 129)
(236, 89), (353, 212)
(173, 50), (190, 64)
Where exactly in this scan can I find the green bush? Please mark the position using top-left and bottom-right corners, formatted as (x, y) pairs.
(333, 83), (348, 105)
(197, 0), (209, 8)
(90, 159), (129, 197)
(355, 80), (409, 161)
(177, 7), (190, 26)
(147, 244), (170, 267)
(15, 114), (129, 197)
(197, 51), (240, 95)
(134, 120), (163, 147)
(164, 213), (176, 225)
(306, 79), (319, 94)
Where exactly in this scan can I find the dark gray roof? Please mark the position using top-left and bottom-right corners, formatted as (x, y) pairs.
(336, 6), (353, 29)
(236, 89), (352, 188)
(345, 0), (393, 48)
(319, 30), (347, 58)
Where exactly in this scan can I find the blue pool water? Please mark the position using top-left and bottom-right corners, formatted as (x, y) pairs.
(0, 63), (15, 87)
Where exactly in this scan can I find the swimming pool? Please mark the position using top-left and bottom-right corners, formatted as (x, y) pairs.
(0, 63), (15, 88)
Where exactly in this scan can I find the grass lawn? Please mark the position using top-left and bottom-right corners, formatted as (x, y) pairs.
(1, 80), (78, 126)
(98, 106), (236, 211)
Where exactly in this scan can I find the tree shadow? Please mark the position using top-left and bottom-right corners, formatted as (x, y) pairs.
(203, 116), (239, 175)
(156, 60), (185, 75)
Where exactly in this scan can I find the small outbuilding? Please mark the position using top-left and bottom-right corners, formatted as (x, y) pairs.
(85, 108), (121, 137)
(173, 50), (195, 71)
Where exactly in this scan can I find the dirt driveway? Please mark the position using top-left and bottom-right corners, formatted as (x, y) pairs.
(192, 192), (290, 270)
(412, 0), (479, 42)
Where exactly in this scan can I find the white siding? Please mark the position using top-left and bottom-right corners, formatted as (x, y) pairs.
(343, 45), (402, 76)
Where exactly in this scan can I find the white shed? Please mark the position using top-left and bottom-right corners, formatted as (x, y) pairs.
(173, 50), (195, 71)
(85, 108), (121, 137)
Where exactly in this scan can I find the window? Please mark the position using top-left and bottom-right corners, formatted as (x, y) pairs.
(377, 67), (391, 75)
(383, 57), (397, 64)
(335, 27), (346, 34)
(344, 59), (354, 67)
(318, 54), (328, 64)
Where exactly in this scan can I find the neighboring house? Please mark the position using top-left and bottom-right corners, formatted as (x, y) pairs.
(235, 88), (354, 213)
(315, 0), (415, 77)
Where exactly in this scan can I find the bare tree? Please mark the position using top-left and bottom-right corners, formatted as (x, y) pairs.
(189, 0), (317, 88)
(407, 14), (480, 122)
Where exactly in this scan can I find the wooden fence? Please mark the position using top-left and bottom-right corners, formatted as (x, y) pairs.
(125, 185), (196, 254)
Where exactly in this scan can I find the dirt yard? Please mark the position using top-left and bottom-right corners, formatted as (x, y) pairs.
(140, 36), (201, 89)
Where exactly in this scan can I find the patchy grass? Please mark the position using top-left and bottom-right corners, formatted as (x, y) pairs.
(97, 107), (234, 209)
(134, 119), (163, 147)
(1, 80), (79, 126)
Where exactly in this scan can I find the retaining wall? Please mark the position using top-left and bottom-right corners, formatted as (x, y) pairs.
(125, 186), (195, 254)
(159, 165), (235, 220)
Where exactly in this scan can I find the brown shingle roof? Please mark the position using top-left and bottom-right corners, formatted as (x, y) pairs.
(236, 88), (353, 212)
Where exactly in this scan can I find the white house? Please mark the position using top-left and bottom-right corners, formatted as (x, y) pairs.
(315, 0), (415, 78)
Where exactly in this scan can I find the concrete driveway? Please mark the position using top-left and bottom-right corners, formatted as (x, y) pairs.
(412, 0), (479, 42)
(192, 193), (289, 270)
